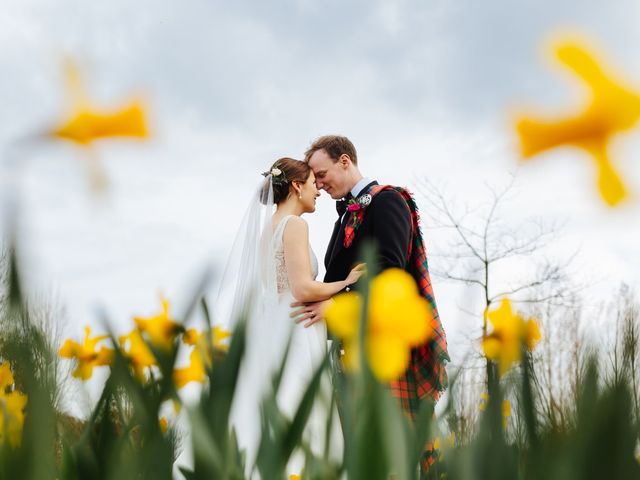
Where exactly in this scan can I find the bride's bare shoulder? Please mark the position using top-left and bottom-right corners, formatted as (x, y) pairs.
(282, 216), (308, 240)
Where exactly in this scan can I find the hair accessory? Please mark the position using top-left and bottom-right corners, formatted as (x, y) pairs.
(261, 166), (288, 187)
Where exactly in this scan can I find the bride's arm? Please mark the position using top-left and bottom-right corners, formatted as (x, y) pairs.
(283, 217), (356, 303)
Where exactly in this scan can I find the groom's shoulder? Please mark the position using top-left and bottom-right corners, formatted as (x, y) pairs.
(367, 186), (411, 220)
(370, 186), (407, 207)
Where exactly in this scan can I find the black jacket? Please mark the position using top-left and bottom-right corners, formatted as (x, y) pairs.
(323, 181), (413, 284)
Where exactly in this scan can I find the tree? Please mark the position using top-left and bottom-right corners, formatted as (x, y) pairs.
(416, 175), (582, 439)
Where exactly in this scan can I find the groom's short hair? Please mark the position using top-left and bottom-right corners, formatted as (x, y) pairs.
(305, 135), (358, 166)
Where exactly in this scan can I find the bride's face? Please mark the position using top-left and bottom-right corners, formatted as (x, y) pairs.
(298, 172), (321, 213)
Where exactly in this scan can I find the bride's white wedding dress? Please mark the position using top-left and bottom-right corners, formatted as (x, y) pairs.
(230, 215), (341, 476)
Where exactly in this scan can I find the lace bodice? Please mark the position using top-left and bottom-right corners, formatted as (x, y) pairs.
(272, 215), (318, 294)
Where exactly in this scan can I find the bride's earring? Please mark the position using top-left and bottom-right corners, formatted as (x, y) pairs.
(298, 193), (302, 199)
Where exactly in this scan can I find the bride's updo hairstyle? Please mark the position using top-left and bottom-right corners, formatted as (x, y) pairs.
(260, 157), (311, 205)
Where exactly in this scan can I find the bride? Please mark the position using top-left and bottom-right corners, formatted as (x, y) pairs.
(222, 157), (365, 476)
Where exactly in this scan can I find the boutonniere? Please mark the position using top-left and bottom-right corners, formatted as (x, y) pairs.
(343, 193), (373, 248)
(346, 193), (372, 212)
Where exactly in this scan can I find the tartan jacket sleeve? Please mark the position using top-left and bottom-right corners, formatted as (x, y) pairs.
(370, 190), (412, 271)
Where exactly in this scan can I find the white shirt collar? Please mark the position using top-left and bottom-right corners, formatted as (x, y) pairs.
(350, 177), (372, 198)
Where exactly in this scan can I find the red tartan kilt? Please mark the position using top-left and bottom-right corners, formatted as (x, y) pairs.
(388, 369), (439, 472)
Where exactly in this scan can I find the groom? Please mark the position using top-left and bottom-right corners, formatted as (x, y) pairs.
(292, 135), (449, 470)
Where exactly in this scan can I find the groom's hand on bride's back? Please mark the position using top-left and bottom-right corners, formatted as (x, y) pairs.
(290, 299), (331, 328)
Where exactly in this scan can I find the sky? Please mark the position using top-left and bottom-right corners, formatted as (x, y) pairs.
(1, 0), (640, 402)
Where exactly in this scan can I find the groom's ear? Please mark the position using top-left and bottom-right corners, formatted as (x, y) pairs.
(339, 154), (352, 167)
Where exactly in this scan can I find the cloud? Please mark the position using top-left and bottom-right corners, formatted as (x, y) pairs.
(0, 0), (639, 363)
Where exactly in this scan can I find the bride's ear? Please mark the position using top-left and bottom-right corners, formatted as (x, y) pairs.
(291, 181), (302, 197)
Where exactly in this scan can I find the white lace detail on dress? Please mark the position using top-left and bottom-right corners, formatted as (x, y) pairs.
(272, 216), (318, 295)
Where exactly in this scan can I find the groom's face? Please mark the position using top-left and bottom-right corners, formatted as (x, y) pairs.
(307, 149), (350, 200)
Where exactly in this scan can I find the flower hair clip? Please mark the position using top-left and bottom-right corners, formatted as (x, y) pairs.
(261, 166), (288, 186)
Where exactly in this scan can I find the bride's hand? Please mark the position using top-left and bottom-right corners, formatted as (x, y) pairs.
(346, 263), (367, 286)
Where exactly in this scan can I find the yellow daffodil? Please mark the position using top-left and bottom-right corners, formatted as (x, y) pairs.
(49, 59), (149, 193)
(134, 296), (181, 352)
(502, 399), (511, 429)
(325, 268), (433, 382)
(515, 39), (640, 207)
(433, 432), (455, 451)
(119, 330), (157, 381)
(213, 326), (232, 350)
(54, 103), (147, 145)
(290, 475), (301, 480)
(482, 299), (541, 376)
(59, 326), (114, 380)
(173, 348), (206, 388)
(0, 362), (28, 447)
(159, 417), (169, 434)
(479, 394), (511, 429)
(173, 326), (232, 388)
(479, 392), (490, 412)
(183, 326), (232, 352)
(53, 59), (148, 146)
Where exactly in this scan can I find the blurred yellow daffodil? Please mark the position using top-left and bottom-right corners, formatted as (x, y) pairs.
(516, 39), (640, 207)
(159, 417), (169, 434)
(212, 326), (232, 350)
(134, 296), (182, 352)
(433, 432), (455, 451)
(479, 392), (489, 411)
(0, 362), (28, 447)
(479, 393), (512, 429)
(325, 268), (433, 382)
(482, 299), (541, 376)
(54, 103), (147, 145)
(183, 326), (232, 352)
(502, 399), (511, 428)
(173, 348), (206, 389)
(53, 59), (148, 146)
(173, 327), (232, 388)
(50, 59), (149, 192)
(59, 326), (114, 380)
(119, 330), (157, 381)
